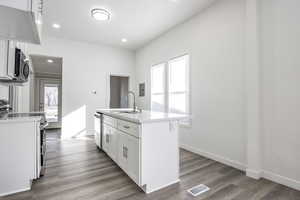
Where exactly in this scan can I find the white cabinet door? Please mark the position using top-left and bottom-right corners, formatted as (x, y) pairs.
(103, 124), (118, 162)
(117, 131), (140, 185)
(127, 134), (140, 184)
(109, 127), (118, 162)
(31, 0), (43, 38)
(7, 40), (16, 78)
(0, 40), (16, 79)
(0, 0), (31, 11)
(0, 40), (8, 79)
(117, 131), (128, 171)
(102, 124), (110, 153)
(0, 0), (42, 44)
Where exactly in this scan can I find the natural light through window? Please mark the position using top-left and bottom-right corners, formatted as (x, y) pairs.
(168, 55), (189, 114)
(151, 63), (166, 112)
(44, 84), (59, 122)
(150, 55), (190, 123)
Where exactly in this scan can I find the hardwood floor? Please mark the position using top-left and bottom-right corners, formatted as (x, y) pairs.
(1, 129), (300, 200)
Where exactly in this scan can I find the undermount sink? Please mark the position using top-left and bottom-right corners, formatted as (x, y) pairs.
(113, 109), (142, 114)
(121, 111), (141, 114)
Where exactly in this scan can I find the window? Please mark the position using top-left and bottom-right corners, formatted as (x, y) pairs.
(151, 55), (190, 118)
(168, 55), (189, 114)
(151, 63), (166, 112)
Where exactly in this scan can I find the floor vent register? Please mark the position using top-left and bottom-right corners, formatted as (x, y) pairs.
(187, 184), (210, 197)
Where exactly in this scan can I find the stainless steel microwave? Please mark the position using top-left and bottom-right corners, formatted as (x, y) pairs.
(0, 40), (29, 82)
(14, 48), (29, 82)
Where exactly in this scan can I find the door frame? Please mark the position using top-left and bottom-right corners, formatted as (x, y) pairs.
(37, 78), (62, 129)
(106, 73), (131, 108)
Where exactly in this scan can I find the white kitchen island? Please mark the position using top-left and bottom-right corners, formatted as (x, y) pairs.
(96, 109), (189, 193)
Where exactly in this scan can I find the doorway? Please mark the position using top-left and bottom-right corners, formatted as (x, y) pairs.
(39, 79), (62, 128)
(30, 55), (63, 129)
(110, 75), (129, 108)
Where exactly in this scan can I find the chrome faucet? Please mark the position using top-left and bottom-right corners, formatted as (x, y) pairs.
(128, 91), (137, 111)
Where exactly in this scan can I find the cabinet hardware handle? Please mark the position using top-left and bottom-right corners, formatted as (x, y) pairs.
(123, 125), (130, 129)
(123, 146), (128, 158)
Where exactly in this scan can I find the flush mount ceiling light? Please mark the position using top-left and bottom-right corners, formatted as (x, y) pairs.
(121, 38), (128, 43)
(91, 8), (111, 21)
(47, 59), (54, 63)
(52, 23), (61, 29)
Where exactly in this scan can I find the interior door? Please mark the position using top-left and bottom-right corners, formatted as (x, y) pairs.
(39, 79), (61, 129)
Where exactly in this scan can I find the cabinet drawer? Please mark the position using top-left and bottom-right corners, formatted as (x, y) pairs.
(103, 115), (117, 128)
(118, 120), (139, 138)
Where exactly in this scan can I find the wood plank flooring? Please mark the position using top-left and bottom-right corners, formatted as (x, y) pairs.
(1, 129), (300, 200)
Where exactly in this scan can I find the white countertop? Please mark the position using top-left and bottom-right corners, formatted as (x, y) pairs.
(0, 116), (42, 123)
(0, 112), (44, 123)
(96, 109), (189, 124)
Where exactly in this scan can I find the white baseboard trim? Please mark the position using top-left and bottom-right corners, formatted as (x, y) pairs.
(85, 130), (95, 136)
(246, 168), (262, 179)
(0, 187), (31, 197)
(180, 144), (300, 191)
(144, 179), (180, 194)
(263, 170), (300, 191)
(180, 144), (246, 171)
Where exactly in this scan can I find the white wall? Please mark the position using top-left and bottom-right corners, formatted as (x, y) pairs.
(136, 0), (246, 168)
(27, 37), (135, 138)
(260, 0), (300, 188)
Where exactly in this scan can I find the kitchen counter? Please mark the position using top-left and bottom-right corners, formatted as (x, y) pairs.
(0, 112), (45, 123)
(94, 108), (189, 194)
(96, 109), (189, 124)
(0, 112), (46, 196)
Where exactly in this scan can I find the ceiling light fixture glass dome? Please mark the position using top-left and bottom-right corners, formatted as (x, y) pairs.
(91, 8), (111, 21)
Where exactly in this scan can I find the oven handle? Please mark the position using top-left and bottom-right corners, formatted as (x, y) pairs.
(40, 121), (48, 130)
(94, 113), (101, 118)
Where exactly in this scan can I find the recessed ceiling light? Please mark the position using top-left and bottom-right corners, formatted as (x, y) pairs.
(121, 38), (128, 43)
(47, 59), (53, 63)
(91, 8), (111, 21)
(52, 23), (61, 29)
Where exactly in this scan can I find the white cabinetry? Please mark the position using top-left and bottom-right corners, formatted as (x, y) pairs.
(102, 116), (141, 185)
(0, 0), (43, 44)
(0, 0), (31, 11)
(0, 119), (42, 196)
(0, 40), (9, 79)
(0, 0), (43, 23)
(103, 123), (118, 162)
(30, 0), (43, 41)
(99, 112), (181, 194)
(118, 130), (140, 184)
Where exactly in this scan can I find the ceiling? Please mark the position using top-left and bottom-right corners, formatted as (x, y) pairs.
(30, 55), (62, 74)
(42, 0), (216, 50)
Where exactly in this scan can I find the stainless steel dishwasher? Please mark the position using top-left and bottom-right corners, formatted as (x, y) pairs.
(94, 112), (102, 149)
